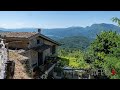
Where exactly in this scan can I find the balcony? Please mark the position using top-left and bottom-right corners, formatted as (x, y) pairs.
(33, 56), (60, 79)
(42, 56), (60, 72)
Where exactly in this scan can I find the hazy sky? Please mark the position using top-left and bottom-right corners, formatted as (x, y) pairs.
(0, 11), (120, 29)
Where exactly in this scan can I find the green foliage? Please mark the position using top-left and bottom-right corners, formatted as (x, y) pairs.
(58, 36), (91, 51)
(112, 17), (120, 26)
(58, 49), (90, 69)
(85, 31), (120, 61)
(59, 57), (69, 67)
(56, 19), (120, 79)
(91, 31), (120, 54)
(84, 31), (120, 79)
(103, 56), (120, 79)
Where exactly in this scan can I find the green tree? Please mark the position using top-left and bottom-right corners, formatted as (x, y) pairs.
(112, 17), (120, 26)
(85, 31), (120, 62)
(84, 31), (120, 78)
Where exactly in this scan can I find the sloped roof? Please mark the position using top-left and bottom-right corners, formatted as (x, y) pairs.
(0, 32), (38, 38)
(38, 33), (60, 46)
(0, 32), (60, 45)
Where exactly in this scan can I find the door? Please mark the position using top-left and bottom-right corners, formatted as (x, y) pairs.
(52, 45), (56, 54)
(38, 52), (43, 66)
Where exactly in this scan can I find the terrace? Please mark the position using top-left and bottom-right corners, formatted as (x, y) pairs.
(33, 56), (60, 79)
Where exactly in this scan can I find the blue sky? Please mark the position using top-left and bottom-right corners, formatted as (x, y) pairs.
(0, 11), (120, 29)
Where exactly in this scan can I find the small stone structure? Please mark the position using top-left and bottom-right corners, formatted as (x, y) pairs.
(0, 31), (60, 78)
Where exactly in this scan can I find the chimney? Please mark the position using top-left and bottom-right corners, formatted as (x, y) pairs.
(38, 28), (41, 33)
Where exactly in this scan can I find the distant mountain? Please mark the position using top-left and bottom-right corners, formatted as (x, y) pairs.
(0, 30), (4, 32)
(0, 23), (119, 50)
(84, 23), (120, 38)
(41, 23), (120, 50)
(41, 27), (85, 39)
(42, 23), (120, 39)
(0, 23), (120, 40)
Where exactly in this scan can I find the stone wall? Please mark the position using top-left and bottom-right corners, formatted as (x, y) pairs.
(5, 37), (29, 49)
(43, 48), (51, 62)
(28, 36), (58, 68)
(29, 36), (57, 48)
(29, 48), (51, 68)
(0, 39), (8, 79)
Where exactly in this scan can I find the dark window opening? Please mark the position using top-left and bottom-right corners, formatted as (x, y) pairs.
(37, 40), (40, 44)
(50, 46), (52, 52)
(32, 63), (37, 68)
(38, 52), (43, 66)
(52, 45), (56, 54)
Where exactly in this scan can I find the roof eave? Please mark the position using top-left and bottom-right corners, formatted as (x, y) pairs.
(39, 35), (61, 46)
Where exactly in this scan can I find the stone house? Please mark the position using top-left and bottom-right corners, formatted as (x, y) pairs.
(0, 29), (60, 78)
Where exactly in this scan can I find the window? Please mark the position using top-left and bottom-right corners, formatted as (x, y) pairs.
(52, 45), (56, 54)
(37, 40), (40, 44)
(50, 46), (52, 52)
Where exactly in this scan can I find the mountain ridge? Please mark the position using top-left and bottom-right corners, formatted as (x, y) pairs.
(0, 23), (120, 39)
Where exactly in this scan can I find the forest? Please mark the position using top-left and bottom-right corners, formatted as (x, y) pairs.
(58, 35), (92, 51)
(56, 17), (120, 79)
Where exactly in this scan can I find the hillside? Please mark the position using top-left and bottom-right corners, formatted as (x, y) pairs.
(58, 36), (92, 50)
(0, 23), (120, 40)
(42, 23), (120, 39)
(41, 27), (85, 40)
(84, 23), (120, 38)
(0, 23), (119, 51)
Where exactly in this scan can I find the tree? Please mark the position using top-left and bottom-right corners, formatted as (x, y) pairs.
(84, 31), (120, 78)
(85, 31), (120, 62)
(112, 17), (120, 26)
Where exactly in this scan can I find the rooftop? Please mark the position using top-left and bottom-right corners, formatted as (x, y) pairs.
(0, 32), (38, 38)
(0, 32), (61, 45)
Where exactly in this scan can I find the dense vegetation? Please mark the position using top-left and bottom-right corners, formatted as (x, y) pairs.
(58, 36), (92, 51)
(58, 31), (120, 79)
(58, 49), (90, 69)
(84, 31), (120, 79)
(1, 19), (120, 79)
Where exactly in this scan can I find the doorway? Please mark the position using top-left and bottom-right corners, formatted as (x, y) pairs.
(38, 52), (43, 66)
